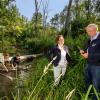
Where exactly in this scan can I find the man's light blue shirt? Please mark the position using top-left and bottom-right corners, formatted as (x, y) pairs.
(90, 32), (99, 41)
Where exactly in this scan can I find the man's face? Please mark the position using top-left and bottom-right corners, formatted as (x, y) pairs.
(16, 56), (20, 59)
(86, 27), (97, 37)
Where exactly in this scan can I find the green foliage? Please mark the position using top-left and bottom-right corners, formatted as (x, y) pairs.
(71, 19), (89, 38)
(25, 33), (56, 53)
(0, 0), (27, 53)
(0, 0), (100, 99)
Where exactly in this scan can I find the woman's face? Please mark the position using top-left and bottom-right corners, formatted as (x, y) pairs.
(58, 36), (64, 45)
(4, 54), (9, 59)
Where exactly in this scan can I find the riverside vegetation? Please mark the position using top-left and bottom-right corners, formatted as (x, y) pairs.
(0, 0), (100, 99)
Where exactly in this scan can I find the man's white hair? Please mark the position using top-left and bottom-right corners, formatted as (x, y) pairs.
(86, 24), (98, 31)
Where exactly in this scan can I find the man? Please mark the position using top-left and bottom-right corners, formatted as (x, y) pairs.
(80, 24), (100, 100)
(11, 53), (21, 68)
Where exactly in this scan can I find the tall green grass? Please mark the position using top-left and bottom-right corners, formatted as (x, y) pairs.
(10, 57), (84, 100)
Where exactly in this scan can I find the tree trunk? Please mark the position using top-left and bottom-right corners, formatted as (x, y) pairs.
(64, 0), (73, 37)
(34, 0), (38, 34)
(42, 0), (49, 35)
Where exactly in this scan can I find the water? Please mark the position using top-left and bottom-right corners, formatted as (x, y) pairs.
(0, 64), (32, 99)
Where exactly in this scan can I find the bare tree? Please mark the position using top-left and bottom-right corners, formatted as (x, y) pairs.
(42, 0), (49, 34)
(64, 0), (73, 37)
(34, 0), (42, 34)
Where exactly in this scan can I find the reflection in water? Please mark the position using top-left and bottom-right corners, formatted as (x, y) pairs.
(0, 64), (32, 99)
(0, 71), (15, 99)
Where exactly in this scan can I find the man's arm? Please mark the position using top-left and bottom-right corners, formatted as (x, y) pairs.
(2, 63), (8, 72)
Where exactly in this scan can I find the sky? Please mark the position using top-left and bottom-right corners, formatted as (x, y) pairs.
(15, 0), (69, 21)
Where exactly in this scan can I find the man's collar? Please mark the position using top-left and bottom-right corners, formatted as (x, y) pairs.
(90, 32), (99, 41)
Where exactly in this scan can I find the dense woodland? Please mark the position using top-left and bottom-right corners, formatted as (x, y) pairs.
(0, 0), (100, 100)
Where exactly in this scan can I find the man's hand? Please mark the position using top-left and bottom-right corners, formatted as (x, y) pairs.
(81, 52), (88, 59)
(80, 50), (88, 59)
(80, 50), (85, 54)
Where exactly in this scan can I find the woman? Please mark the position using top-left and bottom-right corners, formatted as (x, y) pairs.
(4, 52), (14, 70)
(48, 35), (73, 86)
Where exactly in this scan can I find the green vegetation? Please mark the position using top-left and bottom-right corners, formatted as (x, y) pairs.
(0, 0), (100, 99)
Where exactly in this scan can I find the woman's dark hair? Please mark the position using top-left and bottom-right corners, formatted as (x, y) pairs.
(55, 35), (64, 43)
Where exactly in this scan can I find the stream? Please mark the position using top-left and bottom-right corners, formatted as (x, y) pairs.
(0, 63), (32, 99)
